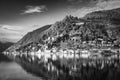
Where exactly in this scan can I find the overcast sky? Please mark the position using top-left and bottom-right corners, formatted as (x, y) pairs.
(0, 0), (120, 43)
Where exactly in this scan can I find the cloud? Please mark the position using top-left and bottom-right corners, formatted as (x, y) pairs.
(21, 5), (47, 14)
(67, 0), (98, 6)
(67, 0), (84, 4)
(0, 25), (24, 31)
(0, 25), (24, 42)
(0, 24), (41, 42)
(96, 0), (120, 10)
(67, 0), (120, 8)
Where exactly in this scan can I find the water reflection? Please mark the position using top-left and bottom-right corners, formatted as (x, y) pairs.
(0, 60), (41, 80)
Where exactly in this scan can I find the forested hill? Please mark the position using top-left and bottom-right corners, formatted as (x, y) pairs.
(83, 7), (120, 42)
(7, 8), (120, 52)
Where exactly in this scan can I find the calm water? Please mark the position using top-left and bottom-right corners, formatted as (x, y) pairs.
(0, 62), (41, 80)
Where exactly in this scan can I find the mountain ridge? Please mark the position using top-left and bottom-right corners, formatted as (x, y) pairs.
(6, 8), (120, 52)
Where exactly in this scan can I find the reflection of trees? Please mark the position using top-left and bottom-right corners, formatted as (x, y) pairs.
(55, 62), (120, 80)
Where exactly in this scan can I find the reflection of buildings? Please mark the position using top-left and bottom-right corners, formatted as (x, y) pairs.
(80, 50), (90, 58)
(4, 45), (120, 65)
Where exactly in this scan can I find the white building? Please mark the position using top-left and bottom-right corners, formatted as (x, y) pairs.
(80, 50), (90, 58)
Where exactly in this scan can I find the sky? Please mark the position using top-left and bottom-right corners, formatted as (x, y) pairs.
(0, 0), (120, 43)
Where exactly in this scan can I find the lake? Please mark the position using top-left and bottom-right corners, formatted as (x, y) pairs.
(0, 54), (41, 80)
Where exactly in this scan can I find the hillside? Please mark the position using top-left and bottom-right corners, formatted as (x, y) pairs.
(7, 25), (51, 51)
(4, 8), (120, 80)
(83, 8), (120, 42)
(83, 8), (120, 25)
(7, 8), (120, 52)
(17, 25), (51, 45)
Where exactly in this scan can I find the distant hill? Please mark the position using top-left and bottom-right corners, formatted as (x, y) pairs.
(0, 42), (13, 62)
(83, 8), (120, 25)
(0, 42), (13, 52)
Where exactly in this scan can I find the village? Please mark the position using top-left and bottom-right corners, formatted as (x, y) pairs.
(3, 40), (120, 72)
